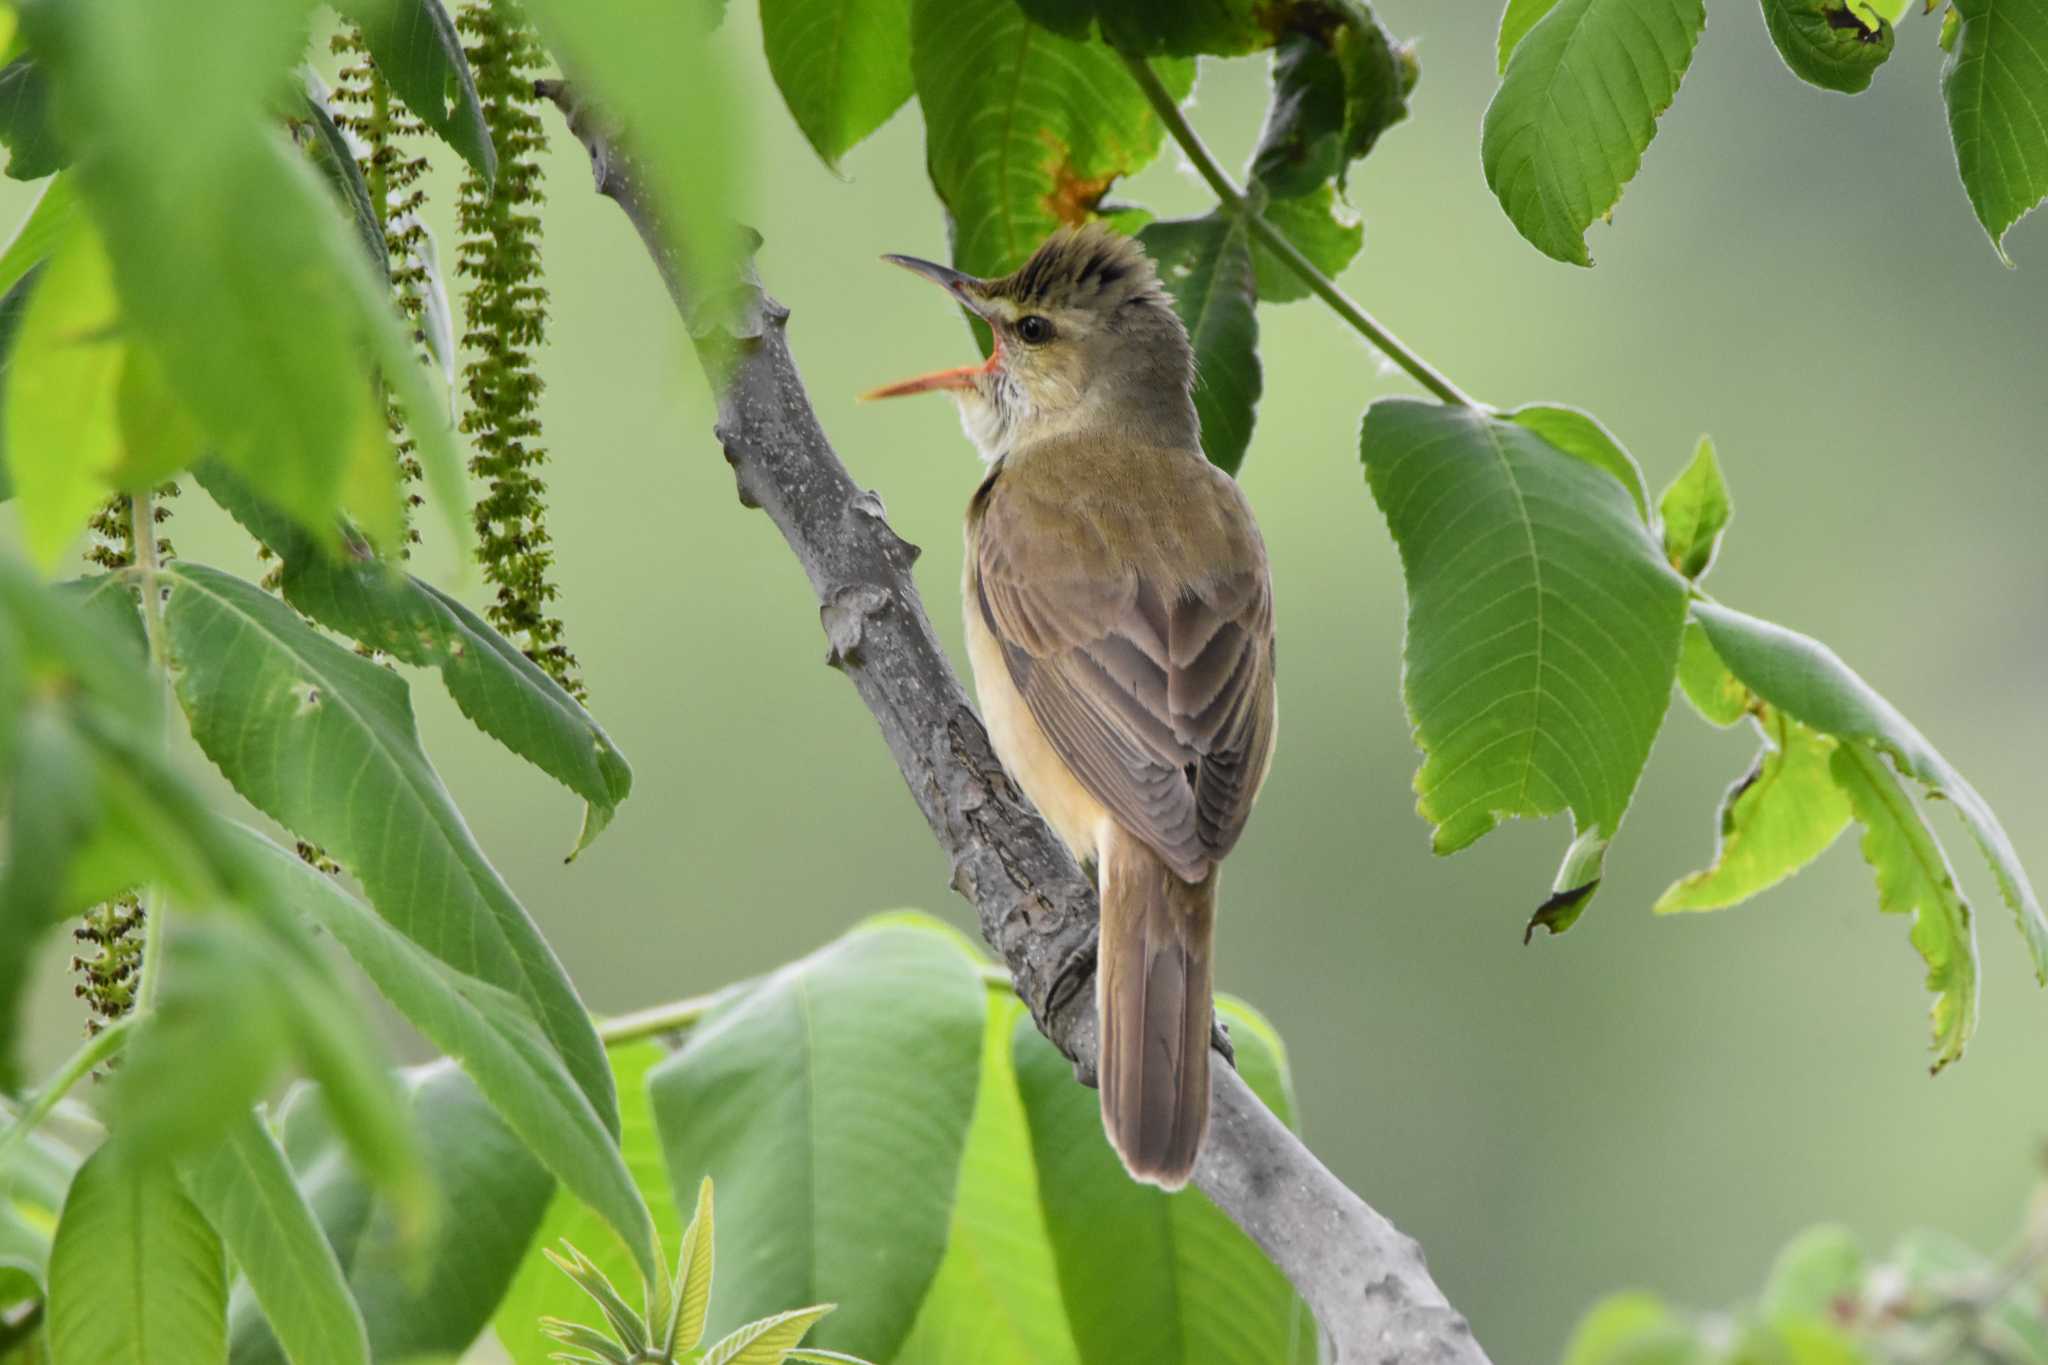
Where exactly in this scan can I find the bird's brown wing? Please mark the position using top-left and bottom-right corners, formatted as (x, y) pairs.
(974, 467), (1275, 882)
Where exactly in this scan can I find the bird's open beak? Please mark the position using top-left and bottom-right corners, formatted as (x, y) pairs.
(862, 254), (1000, 400)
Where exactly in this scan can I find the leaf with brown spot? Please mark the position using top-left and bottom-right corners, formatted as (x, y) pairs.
(913, 0), (1192, 280)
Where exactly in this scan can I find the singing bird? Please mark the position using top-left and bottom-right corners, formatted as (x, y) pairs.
(867, 224), (1278, 1188)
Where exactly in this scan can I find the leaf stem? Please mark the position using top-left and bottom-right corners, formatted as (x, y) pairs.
(131, 489), (172, 1012)
(1117, 52), (1478, 410)
(598, 963), (1017, 1048)
(0, 1013), (139, 1166)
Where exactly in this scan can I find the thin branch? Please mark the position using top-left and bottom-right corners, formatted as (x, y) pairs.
(540, 80), (1491, 1365)
(1119, 52), (1480, 411)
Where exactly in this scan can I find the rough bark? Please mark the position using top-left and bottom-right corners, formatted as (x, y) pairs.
(539, 80), (1491, 1365)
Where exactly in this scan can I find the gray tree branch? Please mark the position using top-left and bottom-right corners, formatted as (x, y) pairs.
(539, 80), (1490, 1365)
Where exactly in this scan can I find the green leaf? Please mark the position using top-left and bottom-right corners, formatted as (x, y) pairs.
(667, 1177), (714, 1356)
(1013, 996), (1315, 1365)
(197, 464), (634, 857)
(1011, 0), (1276, 56)
(1138, 211), (1261, 475)
(1507, 403), (1652, 522)
(1760, 1225), (1865, 1321)
(182, 1112), (371, 1365)
(1657, 436), (1730, 579)
(1831, 740), (1978, 1070)
(1656, 708), (1852, 913)
(230, 1064), (554, 1365)
(1558, 1292), (1706, 1365)
(761, 0), (913, 168)
(2, 216), (120, 570)
(493, 1042), (680, 1365)
(1360, 399), (1689, 917)
(1251, 183), (1362, 302)
(702, 1306), (835, 1365)
(23, 0), (463, 552)
(296, 75), (387, 274)
(330, 0), (495, 185)
(159, 561), (620, 1144)
(1692, 600), (2048, 983)
(117, 919), (425, 1212)
(0, 1125), (79, 1304)
(894, 994), (1082, 1365)
(647, 917), (984, 1362)
(520, 0), (741, 302)
(1497, 0), (1563, 72)
(47, 1148), (226, 1365)
(1941, 0), (2048, 262)
(0, 173), (77, 302)
(1762, 0), (1896, 94)
(912, 0), (1193, 279)
(1247, 7), (1414, 197)
(1481, 0), (1706, 265)
(235, 827), (655, 1281)
(0, 58), (60, 180)
(1676, 621), (1749, 728)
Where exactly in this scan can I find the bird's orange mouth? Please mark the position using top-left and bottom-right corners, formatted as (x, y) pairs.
(862, 335), (1002, 400)
(864, 252), (1001, 400)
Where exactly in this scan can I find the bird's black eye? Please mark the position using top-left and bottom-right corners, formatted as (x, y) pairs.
(1015, 315), (1054, 345)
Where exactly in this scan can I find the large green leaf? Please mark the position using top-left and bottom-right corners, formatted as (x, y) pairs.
(330, 0), (495, 185)
(47, 1148), (227, 1365)
(236, 827), (654, 1279)
(23, 0), (463, 551)
(493, 1041), (680, 1365)
(198, 464), (633, 856)
(521, 0), (740, 303)
(2, 215), (119, 570)
(231, 1065), (553, 1365)
(1761, 0), (1895, 95)
(1558, 1293), (1706, 1364)
(0, 1124), (79, 1307)
(183, 1112), (370, 1365)
(1942, 0), (2048, 262)
(912, 0), (1193, 279)
(1480, 0), (1706, 265)
(1692, 601), (2048, 981)
(1831, 741), (1978, 1070)
(1360, 399), (1689, 922)
(1013, 996), (1315, 1365)
(761, 0), (914, 168)
(647, 917), (984, 1362)
(1656, 708), (1851, 913)
(1138, 211), (1260, 475)
(1250, 183), (1362, 302)
(894, 993), (1082, 1365)
(158, 562), (619, 1138)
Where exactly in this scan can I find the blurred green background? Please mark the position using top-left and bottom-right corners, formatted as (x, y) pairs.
(5, 3), (2046, 1361)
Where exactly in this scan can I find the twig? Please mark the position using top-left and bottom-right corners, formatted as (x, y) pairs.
(0, 1013), (137, 1167)
(1118, 52), (1479, 412)
(539, 79), (1491, 1365)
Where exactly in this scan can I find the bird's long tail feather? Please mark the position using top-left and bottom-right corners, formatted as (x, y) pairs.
(1097, 833), (1215, 1190)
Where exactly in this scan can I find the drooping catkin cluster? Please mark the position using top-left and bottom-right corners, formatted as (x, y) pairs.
(76, 490), (170, 1052)
(73, 897), (145, 1041)
(329, 24), (427, 553)
(456, 0), (585, 701)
